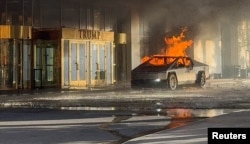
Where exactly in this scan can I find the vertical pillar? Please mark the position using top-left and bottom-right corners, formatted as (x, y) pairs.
(230, 23), (239, 66)
(13, 39), (18, 89)
(130, 7), (140, 70)
(31, 38), (35, 89)
(116, 33), (127, 82)
(221, 22), (239, 78)
(221, 22), (231, 78)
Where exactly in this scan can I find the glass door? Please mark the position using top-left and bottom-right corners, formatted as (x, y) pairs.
(69, 41), (87, 87)
(34, 42), (58, 88)
(64, 40), (114, 88)
(0, 39), (13, 88)
(0, 39), (31, 89)
(90, 42), (106, 86)
(22, 40), (31, 88)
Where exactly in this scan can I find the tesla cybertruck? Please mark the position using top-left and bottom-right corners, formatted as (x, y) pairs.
(131, 55), (209, 90)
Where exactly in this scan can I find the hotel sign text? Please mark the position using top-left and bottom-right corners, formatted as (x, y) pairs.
(61, 28), (114, 41)
(78, 30), (101, 40)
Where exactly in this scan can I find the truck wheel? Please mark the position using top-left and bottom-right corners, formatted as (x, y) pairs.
(168, 73), (178, 90)
(197, 72), (206, 88)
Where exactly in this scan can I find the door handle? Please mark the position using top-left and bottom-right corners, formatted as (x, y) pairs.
(96, 63), (99, 70)
(76, 63), (79, 70)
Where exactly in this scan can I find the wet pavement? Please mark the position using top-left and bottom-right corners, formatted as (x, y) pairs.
(123, 109), (250, 144)
(0, 108), (175, 144)
(1, 79), (250, 115)
(0, 78), (250, 144)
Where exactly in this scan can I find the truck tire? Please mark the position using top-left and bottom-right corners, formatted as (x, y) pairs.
(168, 73), (178, 90)
(197, 72), (206, 88)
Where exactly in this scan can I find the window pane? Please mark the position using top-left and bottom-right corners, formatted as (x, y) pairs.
(33, 0), (41, 27)
(104, 9), (116, 31)
(80, 8), (87, 29)
(0, 0), (6, 24)
(41, 0), (60, 28)
(93, 9), (103, 30)
(24, 0), (32, 26)
(86, 8), (93, 30)
(6, 0), (23, 25)
(62, 0), (79, 28)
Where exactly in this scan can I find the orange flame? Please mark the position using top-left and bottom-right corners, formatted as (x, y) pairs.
(141, 27), (193, 65)
(162, 27), (193, 57)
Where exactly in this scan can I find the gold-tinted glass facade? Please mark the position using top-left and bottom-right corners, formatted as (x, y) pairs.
(0, 0), (123, 31)
(0, 0), (131, 89)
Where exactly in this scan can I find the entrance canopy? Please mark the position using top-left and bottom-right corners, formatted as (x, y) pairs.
(33, 27), (114, 42)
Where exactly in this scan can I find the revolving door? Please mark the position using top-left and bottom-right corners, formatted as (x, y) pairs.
(33, 41), (60, 88)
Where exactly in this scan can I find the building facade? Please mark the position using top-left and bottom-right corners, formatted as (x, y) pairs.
(0, 0), (132, 89)
(0, 0), (250, 90)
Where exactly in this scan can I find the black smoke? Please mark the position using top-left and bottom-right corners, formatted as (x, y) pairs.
(138, 0), (250, 55)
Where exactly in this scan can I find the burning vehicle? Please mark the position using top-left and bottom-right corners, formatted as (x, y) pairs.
(131, 27), (209, 90)
(131, 55), (209, 90)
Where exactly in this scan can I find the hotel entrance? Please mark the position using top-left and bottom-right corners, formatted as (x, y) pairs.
(33, 41), (59, 88)
(63, 40), (114, 88)
(89, 41), (112, 86)
(33, 28), (115, 89)
(61, 28), (115, 89)
(0, 26), (32, 89)
(68, 40), (87, 87)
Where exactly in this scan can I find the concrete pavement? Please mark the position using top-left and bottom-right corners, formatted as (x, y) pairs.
(206, 78), (250, 88)
(0, 78), (250, 144)
(0, 78), (249, 93)
(122, 79), (250, 144)
(124, 109), (250, 144)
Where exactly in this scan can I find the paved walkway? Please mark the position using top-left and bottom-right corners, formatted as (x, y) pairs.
(0, 78), (250, 93)
(122, 78), (250, 144)
(0, 78), (250, 144)
(124, 109), (250, 144)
